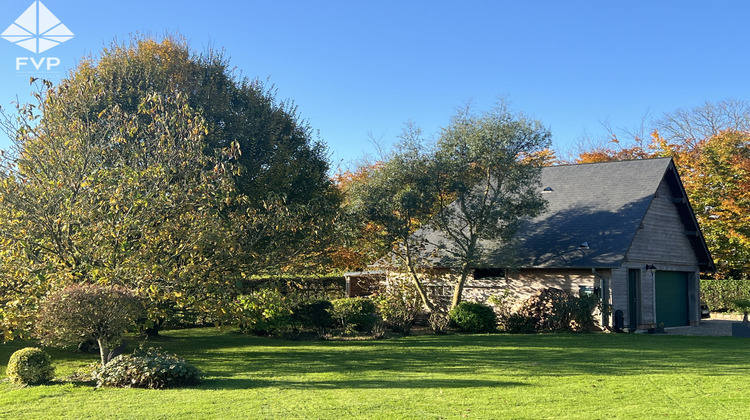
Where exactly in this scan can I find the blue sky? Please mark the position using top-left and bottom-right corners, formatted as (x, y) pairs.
(0, 1), (749, 169)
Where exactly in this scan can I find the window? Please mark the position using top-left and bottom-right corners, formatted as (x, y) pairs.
(473, 268), (506, 280)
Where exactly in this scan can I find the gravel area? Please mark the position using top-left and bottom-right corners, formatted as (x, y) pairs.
(664, 319), (735, 336)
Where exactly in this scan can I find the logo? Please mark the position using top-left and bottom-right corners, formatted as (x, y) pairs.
(1, 1), (73, 54)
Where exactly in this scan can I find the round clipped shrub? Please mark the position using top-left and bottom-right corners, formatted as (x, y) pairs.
(94, 347), (201, 389)
(6, 347), (55, 385)
(449, 302), (497, 333)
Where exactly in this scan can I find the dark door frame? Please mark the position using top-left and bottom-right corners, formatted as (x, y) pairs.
(628, 269), (640, 330)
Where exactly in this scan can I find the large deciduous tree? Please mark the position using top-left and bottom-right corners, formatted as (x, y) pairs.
(655, 98), (750, 145)
(0, 36), (338, 339)
(671, 131), (750, 277)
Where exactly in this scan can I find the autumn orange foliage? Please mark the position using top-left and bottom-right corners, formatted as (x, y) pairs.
(573, 128), (750, 277)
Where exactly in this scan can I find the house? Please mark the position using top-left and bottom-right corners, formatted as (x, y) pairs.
(346, 158), (714, 330)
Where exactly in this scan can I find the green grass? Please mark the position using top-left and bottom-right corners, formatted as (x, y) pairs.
(1, 329), (749, 419)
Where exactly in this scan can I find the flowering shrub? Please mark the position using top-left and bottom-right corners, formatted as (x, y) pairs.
(94, 347), (201, 389)
(6, 347), (55, 386)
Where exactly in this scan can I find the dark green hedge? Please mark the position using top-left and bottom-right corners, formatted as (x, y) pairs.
(701, 279), (750, 312)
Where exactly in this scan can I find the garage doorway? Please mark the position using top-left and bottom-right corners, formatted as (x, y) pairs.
(655, 271), (689, 327)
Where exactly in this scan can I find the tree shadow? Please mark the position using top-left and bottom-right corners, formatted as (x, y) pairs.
(508, 198), (653, 268)
(10, 329), (747, 393)
(199, 377), (527, 391)
(187, 333), (748, 385)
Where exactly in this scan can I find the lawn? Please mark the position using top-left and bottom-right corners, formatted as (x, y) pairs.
(1, 328), (748, 419)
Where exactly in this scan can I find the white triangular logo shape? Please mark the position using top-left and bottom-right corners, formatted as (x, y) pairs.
(1, 24), (32, 37)
(1, 1), (74, 54)
(14, 3), (38, 35)
(37, 2), (60, 34)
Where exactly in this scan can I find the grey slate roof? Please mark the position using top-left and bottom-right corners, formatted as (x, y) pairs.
(511, 158), (672, 269)
(414, 158), (712, 270)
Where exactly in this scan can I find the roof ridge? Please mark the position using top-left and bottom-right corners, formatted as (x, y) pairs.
(549, 156), (672, 169)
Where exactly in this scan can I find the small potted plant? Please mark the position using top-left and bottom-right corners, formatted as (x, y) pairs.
(648, 322), (665, 334)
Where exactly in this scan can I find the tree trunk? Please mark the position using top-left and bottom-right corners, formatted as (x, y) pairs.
(450, 265), (472, 310)
(145, 318), (163, 337)
(403, 245), (434, 312)
(97, 339), (110, 368)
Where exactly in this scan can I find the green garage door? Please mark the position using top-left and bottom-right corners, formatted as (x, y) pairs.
(655, 271), (689, 327)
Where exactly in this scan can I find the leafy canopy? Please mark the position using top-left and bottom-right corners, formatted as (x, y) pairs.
(348, 103), (551, 310)
(0, 35), (339, 340)
(570, 99), (750, 278)
(36, 284), (143, 367)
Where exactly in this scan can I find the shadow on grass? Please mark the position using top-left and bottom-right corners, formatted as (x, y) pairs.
(178, 332), (749, 381)
(199, 377), (527, 390)
(5, 328), (749, 393)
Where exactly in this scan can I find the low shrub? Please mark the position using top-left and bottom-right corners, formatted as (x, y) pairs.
(6, 347), (55, 386)
(373, 295), (421, 335)
(428, 311), (450, 334)
(233, 289), (293, 336)
(371, 320), (387, 339)
(503, 314), (537, 334)
(733, 299), (750, 322)
(488, 289), (518, 331)
(94, 347), (201, 389)
(449, 302), (497, 333)
(330, 297), (377, 334)
(372, 277), (422, 335)
(515, 288), (599, 332)
(292, 300), (335, 335)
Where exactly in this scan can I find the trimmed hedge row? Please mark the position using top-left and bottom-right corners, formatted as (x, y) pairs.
(701, 279), (750, 312)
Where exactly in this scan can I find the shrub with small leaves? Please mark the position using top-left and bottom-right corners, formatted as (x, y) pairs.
(292, 300), (334, 335)
(372, 277), (422, 335)
(35, 283), (143, 367)
(449, 302), (497, 333)
(6, 347), (54, 386)
(515, 288), (599, 332)
(373, 296), (420, 335)
(733, 298), (750, 322)
(428, 311), (450, 334)
(488, 289), (518, 330)
(233, 289), (293, 336)
(94, 347), (201, 389)
(330, 297), (377, 334)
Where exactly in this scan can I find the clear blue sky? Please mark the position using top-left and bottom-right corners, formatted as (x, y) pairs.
(1, 0), (749, 169)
